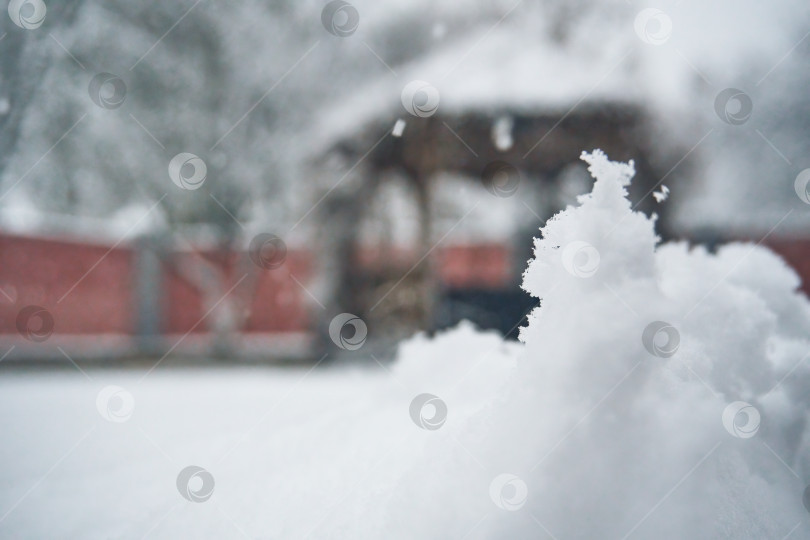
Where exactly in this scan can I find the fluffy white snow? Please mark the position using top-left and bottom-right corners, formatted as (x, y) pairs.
(438, 150), (810, 538)
(2, 151), (809, 539)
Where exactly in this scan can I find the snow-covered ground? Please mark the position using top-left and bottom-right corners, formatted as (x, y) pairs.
(2, 151), (810, 539)
(0, 326), (519, 540)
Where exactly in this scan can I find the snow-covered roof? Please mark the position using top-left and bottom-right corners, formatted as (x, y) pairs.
(304, 0), (810, 236)
(309, 11), (699, 156)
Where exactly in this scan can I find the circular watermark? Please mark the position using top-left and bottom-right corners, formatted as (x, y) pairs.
(714, 88), (753, 126)
(88, 73), (127, 110)
(329, 313), (367, 350)
(642, 321), (680, 358)
(722, 401), (760, 439)
(489, 473), (528, 511)
(561, 241), (600, 278)
(96, 385), (135, 423)
(248, 233), (287, 270)
(401, 80), (440, 118)
(168, 153), (207, 190)
(16, 305), (53, 342)
(634, 8), (672, 45)
(321, 0), (359, 37)
(8, 0), (46, 29)
(409, 393), (447, 431)
(482, 161), (521, 198)
(794, 169), (810, 204)
(176, 465), (215, 503)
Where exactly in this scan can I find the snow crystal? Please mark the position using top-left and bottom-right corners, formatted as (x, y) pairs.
(392, 118), (406, 137)
(491, 116), (514, 151)
(653, 185), (670, 203)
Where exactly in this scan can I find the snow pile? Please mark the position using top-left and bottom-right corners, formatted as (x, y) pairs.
(392, 320), (520, 413)
(383, 150), (810, 538)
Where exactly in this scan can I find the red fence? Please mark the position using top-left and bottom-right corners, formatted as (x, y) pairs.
(161, 251), (313, 335)
(0, 233), (315, 337)
(0, 231), (516, 359)
(0, 233), (134, 336)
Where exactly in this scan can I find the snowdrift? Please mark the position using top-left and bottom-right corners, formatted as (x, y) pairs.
(381, 150), (810, 539)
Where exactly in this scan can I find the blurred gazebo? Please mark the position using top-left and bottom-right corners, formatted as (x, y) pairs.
(306, 26), (699, 347)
